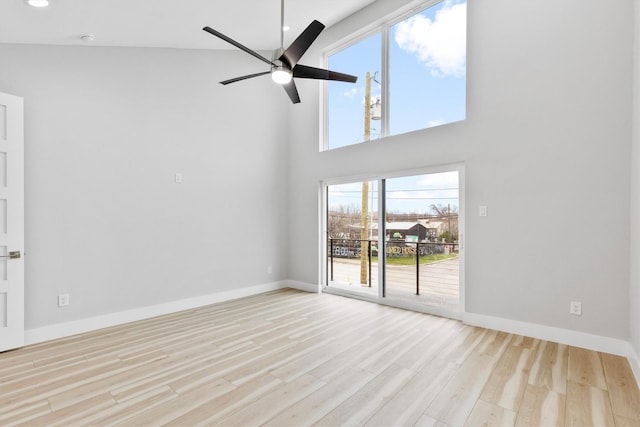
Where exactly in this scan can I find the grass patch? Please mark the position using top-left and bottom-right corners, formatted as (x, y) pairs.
(371, 253), (458, 265)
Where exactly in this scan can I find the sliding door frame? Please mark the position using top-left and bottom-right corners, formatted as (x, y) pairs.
(320, 163), (466, 319)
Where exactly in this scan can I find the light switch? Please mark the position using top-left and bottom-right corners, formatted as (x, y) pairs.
(479, 205), (488, 217)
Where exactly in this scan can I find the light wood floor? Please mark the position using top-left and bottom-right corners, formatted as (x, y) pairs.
(1, 289), (639, 426)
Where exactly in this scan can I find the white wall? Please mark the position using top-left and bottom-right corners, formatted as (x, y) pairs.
(0, 44), (291, 330)
(631, 0), (640, 362)
(0, 0), (635, 347)
(288, 0), (634, 339)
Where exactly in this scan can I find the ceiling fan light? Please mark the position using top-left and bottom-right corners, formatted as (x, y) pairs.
(271, 67), (292, 85)
(25, 0), (49, 7)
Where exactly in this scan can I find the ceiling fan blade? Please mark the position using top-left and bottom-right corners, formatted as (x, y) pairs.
(293, 64), (358, 83)
(282, 80), (301, 104)
(280, 20), (325, 68)
(203, 26), (275, 67)
(220, 71), (271, 85)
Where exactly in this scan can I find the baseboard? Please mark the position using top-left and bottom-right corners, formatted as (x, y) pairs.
(286, 280), (320, 293)
(464, 312), (634, 358)
(24, 281), (640, 386)
(25, 281), (288, 346)
(629, 347), (640, 386)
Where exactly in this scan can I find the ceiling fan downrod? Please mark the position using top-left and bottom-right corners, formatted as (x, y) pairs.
(280, 0), (285, 50)
(272, 0), (291, 84)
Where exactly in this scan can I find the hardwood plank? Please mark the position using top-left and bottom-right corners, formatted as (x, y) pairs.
(1, 356), (122, 413)
(0, 289), (636, 425)
(164, 373), (284, 426)
(19, 393), (116, 427)
(564, 381), (615, 427)
(414, 414), (452, 427)
(393, 318), (461, 372)
(306, 322), (422, 383)
(438, 326), (490, 364)
(476, 330), (513, 357)
(480, 345), (536, 411)
(314, 363), (415, 426)
(527, 340), (568, 395)
(113, 378), (236, 426)
(0, 400), (52, 425)
(223, 336), (335, 386)
(363, 357), (458, 426)
(357, 322), (429, 375)
(169, 336), (297, 391)
(510, 335), (540, 350)
(567, 346), (607, 390)
(110, 340), (260, 401)
(464, 399), (517, 426)
(600, 353), (640, 420)
(0, 359), (34, 379)
(615, 414), (640, 426)
(47, 351), (170, 411)
(264, 366), (376, 427)
(214, 374), (325, 426)
(425, 351), (498, 427)
(72, 386), (177, 426)
(269, 328), (373, 383)
(514, 384), (565, 426)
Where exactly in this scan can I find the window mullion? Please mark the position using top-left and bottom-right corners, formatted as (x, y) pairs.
(381, 24), (390, 138)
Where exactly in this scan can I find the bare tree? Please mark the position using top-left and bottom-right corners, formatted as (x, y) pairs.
(327, 205), (360, 239)
(430, 204), (459, 242)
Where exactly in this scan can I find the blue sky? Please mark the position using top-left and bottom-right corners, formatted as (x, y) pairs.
(327, 0), (466, 149)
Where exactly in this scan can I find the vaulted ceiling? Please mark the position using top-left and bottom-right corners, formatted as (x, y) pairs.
(0, 0), (375, 50)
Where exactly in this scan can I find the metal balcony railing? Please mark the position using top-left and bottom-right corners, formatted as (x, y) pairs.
(328, 238), (459, 295)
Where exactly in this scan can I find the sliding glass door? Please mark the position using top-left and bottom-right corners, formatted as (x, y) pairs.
(326, 180), (379, 298)
(384, 171), (460, 311)
(324, 167), (463, 315)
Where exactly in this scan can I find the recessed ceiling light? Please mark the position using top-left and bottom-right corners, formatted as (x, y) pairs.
(80, 34), (95, 43)
(25, 0), (49, 7)
(283, 25), (290, 32)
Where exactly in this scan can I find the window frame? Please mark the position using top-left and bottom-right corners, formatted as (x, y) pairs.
(320, 26), (383, 152)
(321, 0), (463, 151)
(319, 162), (467, 318)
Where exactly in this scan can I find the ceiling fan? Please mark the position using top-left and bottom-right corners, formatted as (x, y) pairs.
(202, 0), (357, 104)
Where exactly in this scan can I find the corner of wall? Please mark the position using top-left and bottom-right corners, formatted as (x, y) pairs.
(464, 312), (634, 358)
(630, 0), (640, 385)
(630, 346), (640, 386)
(287, 280), (321, 293)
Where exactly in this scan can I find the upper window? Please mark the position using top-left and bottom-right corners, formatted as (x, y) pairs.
(325, 0), (467, 151)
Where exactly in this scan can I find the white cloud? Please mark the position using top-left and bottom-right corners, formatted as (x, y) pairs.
(360, 92), (381, 106)
(427, 119), (445, 128)
(394, 0), (466, 78)
(343, 87), (358, 99)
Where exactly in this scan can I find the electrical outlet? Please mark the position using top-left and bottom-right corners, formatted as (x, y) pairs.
(570, 301), (582, 316)
(175, 173), (182, 183)
(58, 294), (70, 307)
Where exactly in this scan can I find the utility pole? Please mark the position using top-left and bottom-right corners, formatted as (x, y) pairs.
(447, 203), (451, 242)
(360, 72), (371, 286)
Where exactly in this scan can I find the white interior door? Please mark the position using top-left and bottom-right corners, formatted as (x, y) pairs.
(0, 92), (25, 352)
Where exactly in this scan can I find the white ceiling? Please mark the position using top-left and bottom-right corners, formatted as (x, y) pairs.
(0, 0), (375, 51)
